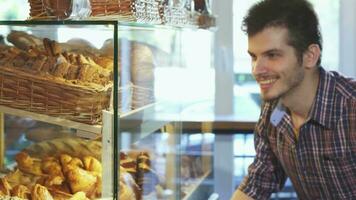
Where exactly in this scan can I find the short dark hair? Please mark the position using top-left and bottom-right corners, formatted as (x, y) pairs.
(242, 0), (322, 65)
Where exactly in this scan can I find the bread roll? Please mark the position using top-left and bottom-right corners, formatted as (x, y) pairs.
(7, 31), (43, 50)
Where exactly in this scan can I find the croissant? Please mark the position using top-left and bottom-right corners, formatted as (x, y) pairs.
(0, 178), (12, 196)
(69, 191), (90, 200)
(31, 184), (54, 200)
(60, 154), (83, 173)
(65, 167), (97, 196)
(11, 185), (30, 199)
(15, 152), (42, 176)
(83, 156), (102, 174)
(4, 169), (39, 189)
(41, 157), (64, 178)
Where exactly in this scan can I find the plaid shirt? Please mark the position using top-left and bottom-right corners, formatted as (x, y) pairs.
(238, 67), (356, 200)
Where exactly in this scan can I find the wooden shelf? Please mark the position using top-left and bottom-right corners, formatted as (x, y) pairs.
(0, 105), (102, 135)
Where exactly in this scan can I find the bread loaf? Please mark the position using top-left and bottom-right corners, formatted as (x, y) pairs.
(23, 138), (102, 160)
(7, 31), (42, 51)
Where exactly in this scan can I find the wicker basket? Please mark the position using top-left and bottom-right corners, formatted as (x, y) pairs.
(0, 66), (112, 125)
(118, 83), (154, 114)
(28, 0), (136, 20)
(28, 0), (72, 19)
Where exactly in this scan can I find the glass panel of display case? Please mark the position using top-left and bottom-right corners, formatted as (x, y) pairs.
(0, 21), (116, 200)
(117, 24), (214, 200)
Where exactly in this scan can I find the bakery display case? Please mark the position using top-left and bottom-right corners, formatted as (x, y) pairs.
(0, 20), (215, 200)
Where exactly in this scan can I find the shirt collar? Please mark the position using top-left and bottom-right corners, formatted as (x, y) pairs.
(308, 67), (337, 129)
(269, 67), (337, 129)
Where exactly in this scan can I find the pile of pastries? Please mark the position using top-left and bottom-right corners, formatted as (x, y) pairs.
(0, 150), (158, 200)
(0, 31), (113, 88)
(0, 152), (102, 200)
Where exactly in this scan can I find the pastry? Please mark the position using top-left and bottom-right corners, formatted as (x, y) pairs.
(83, 156), (102, 175)
(11, 185), (30, 199)
(31, 184), (54, 200)
(0, 178), (12, 196)
(65, 167), (97, 197)
(4, 169), (39, 189)
(15, 152), (42, 176)
(68, 191), (89, 200)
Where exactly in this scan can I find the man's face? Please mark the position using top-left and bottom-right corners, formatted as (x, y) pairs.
(248, 26), (305, 101)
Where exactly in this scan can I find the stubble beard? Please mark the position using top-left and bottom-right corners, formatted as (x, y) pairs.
(261, 66), (305, 103)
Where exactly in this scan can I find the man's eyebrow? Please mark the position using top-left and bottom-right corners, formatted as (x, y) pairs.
(248, 48), (282, 56)
(263, 48), (282, 54)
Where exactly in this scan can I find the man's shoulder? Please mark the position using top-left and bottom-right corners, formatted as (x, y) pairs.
(329, 71), (356, 100)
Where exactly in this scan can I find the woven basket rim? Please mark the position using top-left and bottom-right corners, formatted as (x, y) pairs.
(0, 66), (112, 93)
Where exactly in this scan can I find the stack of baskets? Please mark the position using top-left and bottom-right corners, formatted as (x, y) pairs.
(28, 0), (72, 19)
(28, 0), (167, 24)
(27, 0), (137, 20)
(90, 0), (134, 17)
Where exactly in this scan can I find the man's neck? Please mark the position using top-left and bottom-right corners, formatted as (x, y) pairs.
(281, 69), (320, 121)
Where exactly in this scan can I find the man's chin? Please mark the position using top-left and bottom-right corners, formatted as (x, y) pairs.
(261, 93), (279, 102)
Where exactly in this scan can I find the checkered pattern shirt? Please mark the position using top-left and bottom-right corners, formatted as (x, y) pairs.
(238, 67), (356, 200)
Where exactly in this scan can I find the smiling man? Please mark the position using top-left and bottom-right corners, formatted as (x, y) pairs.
(231, 0), (356, 199)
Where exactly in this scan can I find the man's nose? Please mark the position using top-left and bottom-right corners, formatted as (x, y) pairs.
(252, 58), (268, 76)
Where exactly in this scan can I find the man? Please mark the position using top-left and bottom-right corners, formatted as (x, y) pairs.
(231, 0), (356, 199)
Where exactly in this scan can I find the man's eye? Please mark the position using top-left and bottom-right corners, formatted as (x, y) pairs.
(267, 53), (279, 59)
(250, 55), (257, 61)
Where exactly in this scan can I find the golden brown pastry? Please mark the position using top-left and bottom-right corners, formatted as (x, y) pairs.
(32, 184), (54, 200)
(83, 156), (102, 175)
(65, 167), (97, 197)
(59, 154), (72, 167)
(4, 169), (39, 189)
(69, 191), (90, 200)
(11, 185), (30, 199)
(93, 56), (113, 70)
(0, 178), (12, 196)
(41, 157), (64, 178)
(15, 152), (42, 176)
(59, 154), (84, 174)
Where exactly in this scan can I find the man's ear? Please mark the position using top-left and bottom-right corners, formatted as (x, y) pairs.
(303, 44), (321, 69)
